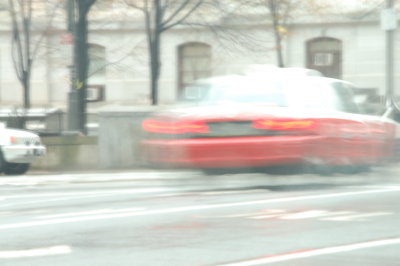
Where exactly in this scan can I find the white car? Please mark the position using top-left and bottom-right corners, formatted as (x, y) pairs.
(0, 124), (46, 175)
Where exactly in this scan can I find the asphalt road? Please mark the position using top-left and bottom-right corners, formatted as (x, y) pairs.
(1, 165), (400, 266)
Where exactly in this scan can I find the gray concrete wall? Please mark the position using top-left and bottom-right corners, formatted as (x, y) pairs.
(32, 136), (99, 170)
(97, 106), (157, 169)
(31, 107), (159, 171)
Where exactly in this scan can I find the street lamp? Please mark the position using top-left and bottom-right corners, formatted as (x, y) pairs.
(66, 0), (81, 133)
(381, 0), (397, 109)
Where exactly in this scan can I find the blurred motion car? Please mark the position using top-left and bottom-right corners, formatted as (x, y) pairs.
(0, 123), (46, 175)
(141, 73), (400, 173)
(244, 65), (324, 77)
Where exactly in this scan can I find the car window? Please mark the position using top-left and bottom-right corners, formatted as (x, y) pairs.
(180, 76), (361, 114)
(205, 80), (286, 106)
(330, 82), (360, 113)
(181, 77), (287, 107)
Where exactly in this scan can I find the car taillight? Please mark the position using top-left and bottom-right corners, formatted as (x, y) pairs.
(142, 119), (209, 134)
(253, 119), (316, 131)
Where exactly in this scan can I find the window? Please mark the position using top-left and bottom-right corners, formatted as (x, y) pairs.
(178, 42), (212, 98)
(313, 53), (334, 66)
(306, 37), (342, 79)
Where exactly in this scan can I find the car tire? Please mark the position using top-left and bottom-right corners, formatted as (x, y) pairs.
(3, 163), (30, 175)
(336, 165), (371, 175)
(310, 165), (335, 176)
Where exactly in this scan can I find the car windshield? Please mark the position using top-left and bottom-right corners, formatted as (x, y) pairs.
(181, 76), (360, 113)
(285, 78), (360, 113)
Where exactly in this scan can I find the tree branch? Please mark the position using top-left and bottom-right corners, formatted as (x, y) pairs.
(161, 0), (204, 32)
(8, 0), (25, 82)
(32, 0), (63, 61)
(123, 0), (147, 11)
(161, 0), (191, 27)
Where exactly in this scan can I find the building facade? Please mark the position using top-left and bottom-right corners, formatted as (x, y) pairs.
(0, 7), (397, 111)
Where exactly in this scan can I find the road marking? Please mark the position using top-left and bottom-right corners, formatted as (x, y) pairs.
(247, 210), (382, 221)
(196, 210), (286, 219)
(0, 245), (71, 259)
(0, 187), (399, 230)
(248, 209), (287, 219)
(0, 171), (199, 186)
(2, 188), (172, 200)
(0, 188), (173, 208)
(217, 238), (400, 266)
(322, 212), (393, 221)
(280, 210), (330, 220)
(279, 210), (357, 220)
(251, 210), (389, 221)
(0, 182), (39, 186)
(38, 208), (145, 219)
(202, 190), (266, 195)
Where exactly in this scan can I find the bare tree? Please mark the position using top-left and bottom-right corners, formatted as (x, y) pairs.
(8, 0), (61, 110)
(266, 0), (290, 67)
(124, 0), (206, 105)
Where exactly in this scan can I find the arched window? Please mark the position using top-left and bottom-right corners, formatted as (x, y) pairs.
(178, 42), (211, 97)
(306, 37), (342, 79)
(87, 44), (106, 101)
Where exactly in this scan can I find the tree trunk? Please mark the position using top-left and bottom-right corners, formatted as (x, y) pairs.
(149, 32), (161, 105)
(23, 73), (30, 109)
(269, 0), (285, 68)
(74, 9), (89, 134)
(147, 0), (162, 106)
(272, 24), (284, 68)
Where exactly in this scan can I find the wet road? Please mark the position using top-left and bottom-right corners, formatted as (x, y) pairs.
(0, 166), (400, 266)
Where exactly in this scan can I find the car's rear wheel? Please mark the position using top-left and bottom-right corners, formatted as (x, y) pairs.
(336, 164), (371, 175)
(3, 163), (30, 175)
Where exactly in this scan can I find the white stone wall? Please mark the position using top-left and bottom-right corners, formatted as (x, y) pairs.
(286, 21), (387, 94)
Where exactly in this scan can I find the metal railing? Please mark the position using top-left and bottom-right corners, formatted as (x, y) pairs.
(0, 108), (99, 136)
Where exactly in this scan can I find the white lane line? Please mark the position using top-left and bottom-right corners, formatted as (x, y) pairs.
(280, 211), (353, 220)
(0, 182), (39, 186)
(197, 210), (285, 219)
(2, 188), (172, 200)
(322, 212), (393, 221)
(0, 245), (71, 259)
(248, 209), (287, 219)
(0, 195), (117, 208)
(0, 188), (173, 208)
(0, 171), (198, 185)
(202, 190), (266, 195)
(280, 210), (330, 220)
(0, 187), (399, 230)
(217, 238), (400, 266)
(38, 208), (145, 219)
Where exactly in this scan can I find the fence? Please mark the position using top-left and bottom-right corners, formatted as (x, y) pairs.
(0, 108), (99, 136)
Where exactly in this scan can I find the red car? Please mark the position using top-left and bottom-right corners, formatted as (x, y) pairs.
(141, 75), (400, 172)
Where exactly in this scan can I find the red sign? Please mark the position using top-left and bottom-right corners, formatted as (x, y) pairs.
(60, 33), (74, 45)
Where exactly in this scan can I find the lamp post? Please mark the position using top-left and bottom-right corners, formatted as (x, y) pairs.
(382, 0), (397, 108)
(66, 0), (81, 133)
(66, 0), (96, 135)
